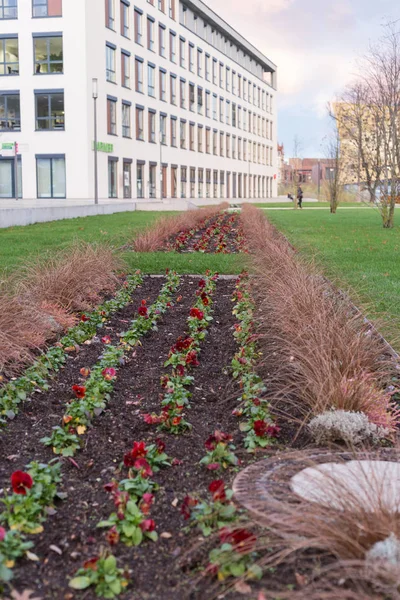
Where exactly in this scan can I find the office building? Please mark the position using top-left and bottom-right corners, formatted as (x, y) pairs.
(0, 0), (277, 201)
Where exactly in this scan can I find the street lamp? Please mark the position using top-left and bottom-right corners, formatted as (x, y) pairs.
(92, 78), (99, 205)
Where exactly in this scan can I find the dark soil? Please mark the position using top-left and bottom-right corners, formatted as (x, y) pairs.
(165, 213), (244, 254)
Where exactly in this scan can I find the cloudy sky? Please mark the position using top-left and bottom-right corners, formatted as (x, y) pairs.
(211, 0), (399, 158)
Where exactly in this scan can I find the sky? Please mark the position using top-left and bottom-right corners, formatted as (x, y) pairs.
(211, 0), (399, 158)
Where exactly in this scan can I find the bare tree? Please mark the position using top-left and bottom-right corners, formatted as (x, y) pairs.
(291, 135), (303, 209)
(323, 123), (342, 214)
(335, 23), (400, 228)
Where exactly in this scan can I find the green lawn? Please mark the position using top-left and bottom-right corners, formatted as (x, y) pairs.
(266, 208), (400, 344)
(0, 210), (243, 276)
(256, 201), (367, 208)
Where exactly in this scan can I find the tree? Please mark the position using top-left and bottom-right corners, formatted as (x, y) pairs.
(323, 123), (342, 214)
(291, 135), (303, 209)
(335, 23), (400, 228)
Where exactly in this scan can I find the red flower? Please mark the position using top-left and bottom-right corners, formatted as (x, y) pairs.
(101, 336), (111, 344)
(80, 367), (90, 377)
(143, 413), (162, 425)
(132, 441), (148, 458)
(140, 519), (156, 532)
(172, 416), (182, 427)
(175, 364), (185, 377)
(123, 452), (136, 468)
(190, 307), (204, 320)
(219, 528), (257, 554)
(106, 526), (120, 546)
(140, 493), (154, 515)
(181, 495), (199, 519)
(204, 431), (233, 451)
(102, 367), (116, 381)
(104, 481), (117, 493)
(80, 314), (89, 322)
(134, 458), (153, 478)
(174, 337), (193, 352)
(198, 279), (206, 288)
(72, 385), (86, 399)
(208, 480), (226, 502)
(185, 350), (199, 367)
(155, 438), (166, 453)
(11, 471), (33, 495)
(0, 527), (6, 542)
(160, 375), (170, 388)
(138, 305), (148, 318)
(206, 463), (220, 471)
(172, 458), (183, 466)
(83, 557), (99, 571)
(253, 420), (280, 438)
(201, 294), (210, 306)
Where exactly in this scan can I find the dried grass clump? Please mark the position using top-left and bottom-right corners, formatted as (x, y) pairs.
(132, 203), (229, 252)
(309, 410), (389, 445)
(240, 204), (398, 435)
(16, 242), (121, 313)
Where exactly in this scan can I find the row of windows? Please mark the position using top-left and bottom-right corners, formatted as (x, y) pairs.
(0, 0), (62, 19)
(110, 159), (273, 200)
(0, 34), (63, 76)
(106, 49), (273, 141)
(0, 91), (64, 131)
(106, 98), (273, 166)
(106, 0), (176, 35)
(0, 155), (65, 199)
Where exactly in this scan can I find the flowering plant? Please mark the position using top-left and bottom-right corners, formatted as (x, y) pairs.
(69, 551), (129, 597)
(200, 431), (239, 470)
(181, 480), (237, 536)
(207, 528), (262, 581)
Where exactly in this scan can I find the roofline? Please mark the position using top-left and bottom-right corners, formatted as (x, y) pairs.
(181, 0), (277, 74)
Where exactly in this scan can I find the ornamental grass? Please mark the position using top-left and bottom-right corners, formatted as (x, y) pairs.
(132, 203), (229, 252)
(240, 204), (399, 434)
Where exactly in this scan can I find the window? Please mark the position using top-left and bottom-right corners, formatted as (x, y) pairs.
(198, 168), (203, 197)
(134, 10), (143, 44)
(212, 59), (217, 85)
(0, 92), (20, 130)
(225, 67), (229, 92)
(107, 97), (117, 135)
(206, 168), (211, 198)
(189, 44), (194, 72)
(232, 103), (237, 127)
(136, 106), (144, 140)
(190, 167), (195, 198)
(159, 69), (166, 101)
(106, 44), (116, 82)
(212, 94), (217, 120)
(0, 0), (17, 19)
(180, 120), (186, 149)
(232, 72), (236, 95)
(121, 51), (130, 87)
(197, 87), (203, 114)
(189, 123), (195, 151)
(171, 117), (177, 147)
(160, 114), (167, 144)
(243, 79), (247, 101)
(105, 0), (114, 27)
(197, 49), (202, 77)
(148, 110), (156, 142)
(121, 0), (130, 37)
(225, 100), (230, 125)
(171, 165), (177, 198)
(180, 166), (186, 198)
(34, 35), (63, 74)
(33, 0), (62, 18)
(158, 0), (165, 11)
(36, 155), (66, 198)
(179, 38), (185, 68)
(122, 102), (131, 137)
(198, 125), (203, 152)
(220, 132), (224, 156)
(189, 83), (195, 112)
(220, 171), (225, 198)
(136, 162), (144, 198)
(123, 160), (132, 198)
(205, 55), (210, 81)
(243, 139), (247, 161)
(170, 74), (176, 104)
(205, 128), (210, 154)
(219, 98), (223, 123)
(148, 64), (155, 96)
(0, 37), (18, 75)
(149, 164), (156, 198)
(170, 31), (176, 62)
(219, 63), (223, 88)
(147, 17), (154, 50)
(226, 133), (230, 158)
(108, 157), (118, 198)
(35, 91), (64, 130)
(159, 25), (166, 57)
(238, 75), (242, 98)
(180, 79), (186, 108)
(238, 138), (242, 160)
(135, 58), (143, 92)
(213, 170), (218, 198)
(213, 130), (217, 155)
(169, 0), (175, 19)
(0, 156), (21, 198)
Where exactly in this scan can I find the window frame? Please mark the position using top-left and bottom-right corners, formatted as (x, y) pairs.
(32, 0), (62, 18)
(0, 36), (19, 76)
(36, 154), (66, 199)
(0, 0), (17, 19)
(0, 91), (20, 131)
(35, 89), (64, 131)
(33, 34), (63, 75)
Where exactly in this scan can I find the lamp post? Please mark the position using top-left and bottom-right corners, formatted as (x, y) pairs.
(92, 78), (99, 205)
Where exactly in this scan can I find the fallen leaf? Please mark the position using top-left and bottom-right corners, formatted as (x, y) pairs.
(26, 551), (40, 561)
(77, 425), (86, 435)
(160, 532), (172, 539)
(10, 590), (42, 600)
(49, 545), (63, 555)
(234, 581), (252, 594)
(171, 498), (179, 507)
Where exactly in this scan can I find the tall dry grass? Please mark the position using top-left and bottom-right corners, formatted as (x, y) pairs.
(240, 204), (398, 431)
(0, 242), (122, 375)
(132, 203), (229, 252)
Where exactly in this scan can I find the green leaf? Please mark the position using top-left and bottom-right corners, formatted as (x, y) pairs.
(247, 563), (263, 580)
(109, 579), (122, 594)
(69, 576), (92, 590)
(122, 523), (135, 538)
(146, 530), (158, 542)
(104, 554), (117, 572)
(97, 520), (115, 528)
(132, 527), (143, 546)
(230, 562), (246, 577)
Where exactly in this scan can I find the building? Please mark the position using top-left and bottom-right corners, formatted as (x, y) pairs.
(280, 158), (335, 186)
(0, 0), (278, 202)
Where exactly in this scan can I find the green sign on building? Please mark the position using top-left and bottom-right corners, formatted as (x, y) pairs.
(92, 141), (114, 153)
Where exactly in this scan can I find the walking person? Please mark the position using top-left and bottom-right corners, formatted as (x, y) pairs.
(297, 186), (303, 209)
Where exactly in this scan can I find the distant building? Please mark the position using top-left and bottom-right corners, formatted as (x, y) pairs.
(279, 158), (335, 185)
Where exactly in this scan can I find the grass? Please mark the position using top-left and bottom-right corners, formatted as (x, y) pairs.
(256, 201), (368, 208)
(266, 207), (400, 344)
(0, 210), (244, 276)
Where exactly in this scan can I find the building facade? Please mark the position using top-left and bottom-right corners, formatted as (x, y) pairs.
(0, 0), (277, 201)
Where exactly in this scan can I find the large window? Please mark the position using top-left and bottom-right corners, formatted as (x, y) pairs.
(33, 0), (62, 18)
(107, 97), (117, 135)
(0, 92), (20, 130)
(0, 37), (18, 75)
(106, 44), (116, 82)
(170, 117), (177, 147)
(121, 0), (130, 37)
(136, 162), (144, 198)
(35, 91), (64, 130)
(159, 69), (166, 101)
(135, 58), (143, 93)
(136, 106), (144, 140)
(149, 164), (156, 198)
(121, 51), (130, 88)
(108, 157), (118, 198)
(147, 18), (155, 51)
(105, 0), (114, 28)
(170, 74), (176, 105)
(0, 157), (22, 198)
(159, 25), (165, 57)
(34, 35), (63, 74)
(148, 110), (156, 143)
(160, 114), (167, 145)
(134, 10), (143, 44)
(180, 120), (186, 149)
(0, 0), (17, 19)
(122, 102), (131, 137)
(36, 155), (66, 198)
(148, 64), (155, 97)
